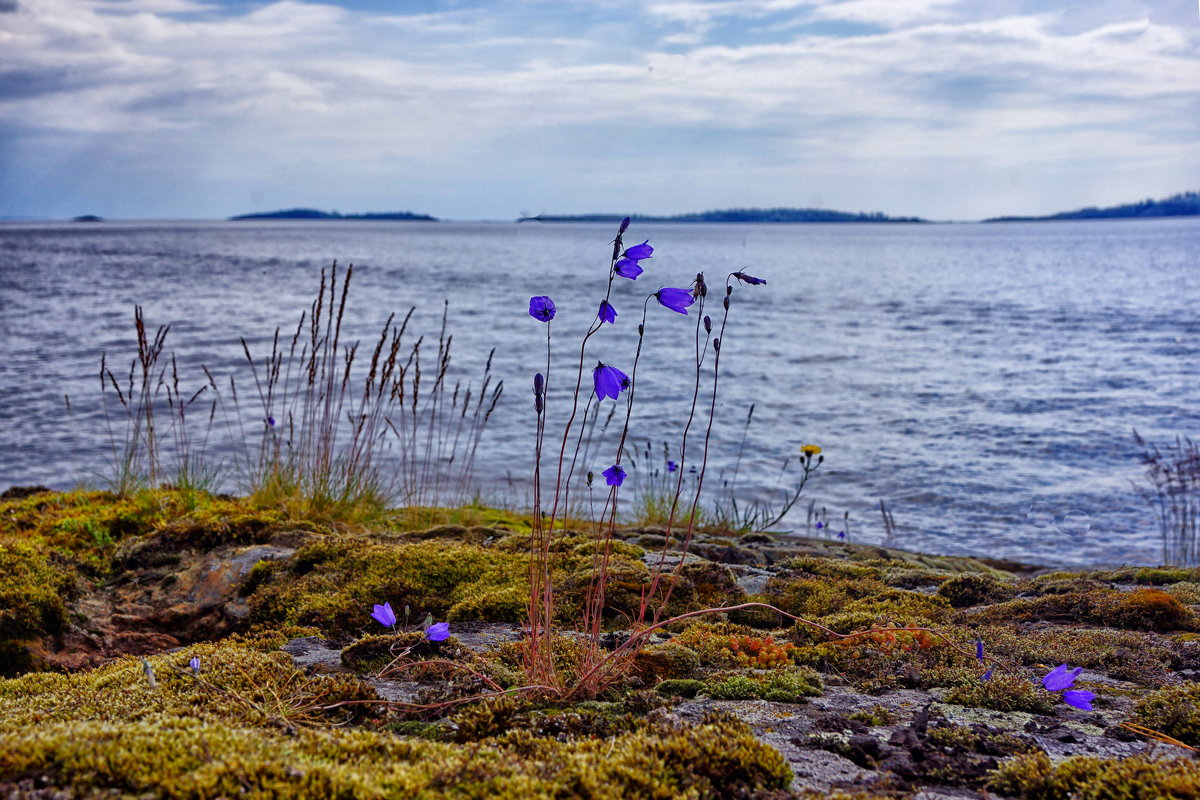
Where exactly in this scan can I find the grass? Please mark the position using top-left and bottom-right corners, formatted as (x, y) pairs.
(1134, 430), (1200, 566)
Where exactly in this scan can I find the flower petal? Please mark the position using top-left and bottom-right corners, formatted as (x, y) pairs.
(614, 259), (643, 279)
(1062, 690), (1095, 711)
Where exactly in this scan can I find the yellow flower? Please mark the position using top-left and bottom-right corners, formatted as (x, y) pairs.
(801, 444), (821, 457)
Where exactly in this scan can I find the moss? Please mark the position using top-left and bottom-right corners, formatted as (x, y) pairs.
(780, 556), (883, 581)
(702, 667), (822, 703)
(969, 587), (1197, 632)
(248, 537), (530, 636)
(0, 536), (79, 675)
(1165, 581), (1200, 606)
(1134, 682), (1200, 747)
(990, 752), (1200, 800)
(655, 679), (706, 698)
(936, 573), (1015, 607)
(631, 643), (701, 683)
(847, 705), (895, 726)
(943, 673), (1058, 714)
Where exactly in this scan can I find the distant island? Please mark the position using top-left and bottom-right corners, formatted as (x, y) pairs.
(522, 207), (925, 224)
(72, 215), (104, 223)
(984, 190), (1199, 222)
(230, 208), (436, 221)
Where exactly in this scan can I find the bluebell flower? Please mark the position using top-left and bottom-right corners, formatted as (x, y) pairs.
(1041, 664), (1095, 710)
(592, 362), (629, 400)
(655, 288), (695, 315)
(603, 464), (627, 487)
(371, 602), (397, 628)
(619, 216), (631, 233)
(624, 240), (653, 260)
(267, 416), (276, 427)
(981, 667), (993, 682)
(529, 296), (556, 322)
(815, 521), (825, 530)
(189, 656), (201, 675)
(732, 271), (767, 285)
(836, 531), (846, 540)
(598, 300), (617, 324)
(614, 258), (644, 280)
(667, 460), (677, 472)
(426, 621), (450, 641)
(976, 638), (985, 663)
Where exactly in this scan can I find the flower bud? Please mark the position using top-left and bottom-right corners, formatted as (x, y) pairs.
(587, 471), (594, 486)
(535, 395), (544, 414)
(703, 315), (712, 333)
(713, 338), (720, 351)
(726, 285), (733, 296)
(619, 216), (631, 233)
(638, 324), (644, 336)
(722, 296), (730, 310)
(533, 372), (544, 396)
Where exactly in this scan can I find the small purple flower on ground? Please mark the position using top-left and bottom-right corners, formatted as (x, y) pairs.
(624, 240), (653, 260)
(976, 638), (985, 663)
(981, 667), (993, 682)
(267, 416), (276, 426)
(1041, 664), (1082, 692)
(603, 464), (627, 487)
(598, 299), (617, 324)
(732, 271), (767, 285)
(1062, 690), (1096, 710)
(371, 602), (397, 628)
(667, 460), (677, 472)
(836, 530), (846, 540)
(614, 258), (644, 279)
(426, 621), (450, 642)
(593, 363), (630, 400)
(655, 288), (695, 314)
(189, 656), (201, 675)
(529, 296), (556, 322)
(815, 521), (824, 530)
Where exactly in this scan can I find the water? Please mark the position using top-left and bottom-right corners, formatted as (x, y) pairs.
(1, 218), (1197, 566)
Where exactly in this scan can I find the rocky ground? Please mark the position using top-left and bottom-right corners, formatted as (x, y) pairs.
(1, 486), (1198, 798)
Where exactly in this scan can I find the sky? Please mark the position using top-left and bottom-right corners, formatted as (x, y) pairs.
(1, 0), (1197, 221)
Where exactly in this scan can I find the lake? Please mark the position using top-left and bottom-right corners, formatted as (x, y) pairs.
(1, 217), (1196, 566)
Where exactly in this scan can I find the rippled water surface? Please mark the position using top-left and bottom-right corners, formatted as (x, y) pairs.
(1, 218), (1197, 566)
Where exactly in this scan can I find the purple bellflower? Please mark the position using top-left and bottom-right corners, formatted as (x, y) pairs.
(603, 464), (627, 487)
(619, 216), (631, 233)
(836, 531), (846, 540)
(371, 602), (397, 628)
(1041, 664), (1095, 710)
(976, 639), (985, 663)
(815, 521), (825, 530)
(267, 416), (276, 427)
(426, 621), (451, 642)
(593, 362), (630, 400)
(529, 296), (556, 322)
(981, 667), (993, 682)
(598, 299), (617, 324)
(614, 258), (644, 280)
(667, 460), (678, 472)
(624, 240), (653, 260)
(189, 656), (201, 675)
(655, 288), (695, 315)
(732, 271), (767, 285)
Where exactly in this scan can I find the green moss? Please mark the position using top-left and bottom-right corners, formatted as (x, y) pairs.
(655, 679), (706, 698)
(632, 643), (701, 682)
(847, 705), (895, 726)
(703, 667), (822, 703)
(1134, 682), (1200, 747)
(248, 537), (530, 635)
(943, 673), (1058, 714)
(936, 573), (1015, 607)
(969, 587), (1197, 632)
(990, 752), (1200, 800)
(0, 536), (79, 675)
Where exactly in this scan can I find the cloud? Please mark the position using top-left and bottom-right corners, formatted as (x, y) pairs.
(0, 0), (1197, 219)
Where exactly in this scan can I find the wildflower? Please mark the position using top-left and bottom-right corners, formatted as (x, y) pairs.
(733, 271), (767, 285)
(267, 416), (276, 426)
(655, 288), (695, 315)
(667, 460), (677, 472)
(371, 601), (397, 628)
(614, 258), (644, 279)
(815, 521), (825, 530)
(598, 299), (617, 324)
(976, 638), (985, 663)
(624, 240), (653, 260)
(836, 531), (846, 540)
(189, 656), (201, 675)
(592, 362), (630, 400)
(529, 296), (555, 322)
(426, 621), (450, 642)
(1041, 664), (1096, 710)
(533, 373), (544, 396)
(603, 464), (627, 487)
(801, 444), (821, 457)
(619, 216), (631, 233)
(981, 667), (993, 682)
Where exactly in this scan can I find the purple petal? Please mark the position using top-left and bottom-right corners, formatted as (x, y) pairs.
(426, 621), (450, 642)
(593, 363), (621, 400)
(667, 460), (677, 472)
(371, 602), (397, 628)
(981, 667), (993, 682)
(655, 287), (695, 315)
(1042, 664), (1081, 692)
(623, 240), (653, 260)
(614, 259), (643, 280)
(602, 464), (626, 487)
(598, 300), (617, 324)
(529, 295), (555, 322)
(732, 271), (767, 285)
(976, 639), (984, 662)
(619, 216), (631, 233)
(1062, 690), (1095, 710)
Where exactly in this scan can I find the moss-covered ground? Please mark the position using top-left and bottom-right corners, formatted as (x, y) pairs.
(2, 487), (1198, 798)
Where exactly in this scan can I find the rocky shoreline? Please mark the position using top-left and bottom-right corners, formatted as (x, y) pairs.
(1, 486), (1197, 798)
